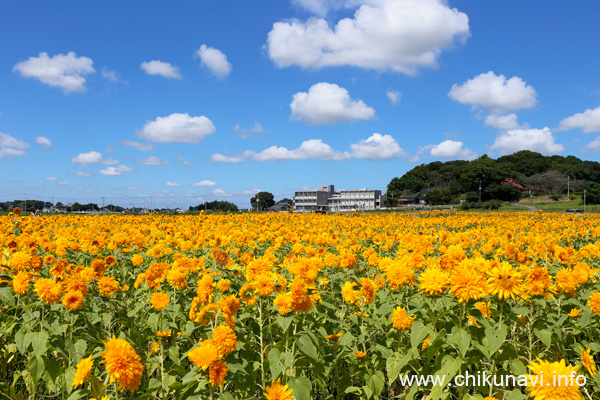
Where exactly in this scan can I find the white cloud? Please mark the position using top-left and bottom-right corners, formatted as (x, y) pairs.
(558, 105), (600, 133)
(266, 0), (470, 74)
(582, 137), (600, 153)
(0, 132), (29, 149)
(234, 122), (264, 139)
(120, 140), (155, 152)
(35, 136), (53, 149)
(350, 133), (405, 160)
(195, 45), (232, 79)
(0, 148), (27, 158)
(212, 139), (350, 162)
(140, 60), (182, 79)
(99, 165), (133, 176)
(45, 177), (57, 181)
(101, 68), (119, 82)
(142, 155), (169, 165)
(490, 128), (564, 156)
(136, 113), (216, 143)
(128, 185), (146, 190)
(69, 171), (93, 177)
(71, 151), (118, 166)
(290, 82), (375, 125)
(176, 154), (194, 167)
(483, 113), (526, 130)
(58, 180), (69, 185)
(166, 182), (180, 187)
(192, 180), (217, 187)
(428, 139), (477, 160)
(386, 89), (401, 105)
(0, 132), (29, 159)
(213, 189), (232, 197)
(449, 71), (537, 114)
(13, 52), (95, 93)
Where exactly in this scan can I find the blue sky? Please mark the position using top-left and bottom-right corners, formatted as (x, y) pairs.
(1, 0), (600, 208)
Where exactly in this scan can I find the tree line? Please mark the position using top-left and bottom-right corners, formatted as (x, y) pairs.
(386, 150), (600, 205)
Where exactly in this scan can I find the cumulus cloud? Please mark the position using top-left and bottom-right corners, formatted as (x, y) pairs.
(35, 136), (53, 149)
(234, 122), (264, 139)
(0, 132), (29, 159)
(427, 139), (477, 160)
(166, 182), (180, 187)
(386, 89), (401, 105)
(582, 137), (600, 153)
(483, 113), (526, 130)
(142, 155), (169, 165)
(71, 151), (118, 166)
(266, 0), (470, 74)
(558, 105), (600, 133)
(120, 140), (155, 152)
(99, 165), (134, 176)
(58, 180), (69, 185)
(195, 45), (232, 79)
(137, 113), (216, 143)
(490, 128), (564, 156)
(290, 82), (375, 125)
(449, 71), (537, 114)
(13, 52), (95, 93)
(140, 60), (182, 79)
(192, 180), (217, 187)
(211, 139), (350, 162)
(45, 177), (57, 181)
(350, 133), (405, 160)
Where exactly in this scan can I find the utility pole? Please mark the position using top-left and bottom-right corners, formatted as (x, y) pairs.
(102, 197), (105, 213)
(567, 175), (570, 201)
(478, 181), (482, 202)
(584, 189), (586, 213)
(24, 193), (27, 212)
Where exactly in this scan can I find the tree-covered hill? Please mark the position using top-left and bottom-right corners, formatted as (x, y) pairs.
(387, 151), (600, 204)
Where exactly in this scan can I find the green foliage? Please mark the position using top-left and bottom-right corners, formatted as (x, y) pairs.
(425, 188), (452, 205)
(387, 151), (600, 203)
(193, 200), (239, 212)
(250, 192), (275, 211)
(586, 182), (600, 204)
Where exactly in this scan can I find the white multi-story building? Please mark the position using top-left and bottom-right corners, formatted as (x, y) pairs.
(294, 185), (384, 212)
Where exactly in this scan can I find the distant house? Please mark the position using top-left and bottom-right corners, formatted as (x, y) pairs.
(266, 203), (291, 212)
(396, 194), (421, 206)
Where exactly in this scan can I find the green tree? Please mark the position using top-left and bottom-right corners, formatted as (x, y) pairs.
(586, 183), (600, 205)
(277, 198), (293, 206)
(425, 188), (452, 205)
(250, 192), (275, 211)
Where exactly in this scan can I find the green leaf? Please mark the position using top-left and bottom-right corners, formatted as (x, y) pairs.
(410, 321), (428, 349)
(366, 371), (385, 397)
(0, 287), (15, 307)
(288, 376), (312, 400)
(277, 315), (294, 332)
(168, 345), (180, 366)
(485, 326), (507, 357)
(510, 359), (527, 376)
(344, 386), (362, 394)
(219, 393), (236, 400)
(296, 334), (318, 360)
(448, 328), (471, 356)
(386, 350), (416, 382)
(506, 388), (527, 400)
(534, 329), (552, 347)
(15, 329), (29, 355)
(29, 355), (45, 386)
(267, 347), (282, 379)
(429, 356), (462, 399)
(73, 339), (87, 363)
(30, 331), (49, 358)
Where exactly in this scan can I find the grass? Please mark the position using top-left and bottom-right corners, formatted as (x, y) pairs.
(516, 195), (600, 212)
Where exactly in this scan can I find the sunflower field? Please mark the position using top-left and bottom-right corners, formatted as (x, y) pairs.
(1, 209), (600, 400)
